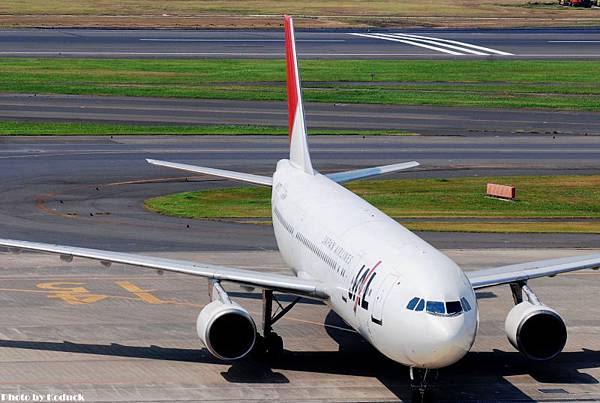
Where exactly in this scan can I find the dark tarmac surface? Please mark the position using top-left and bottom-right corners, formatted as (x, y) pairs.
(3, 94), (600, 137)
(0, 135), (599, 402)
(2, 135), (600, 250)
(1, 27), (600, 59)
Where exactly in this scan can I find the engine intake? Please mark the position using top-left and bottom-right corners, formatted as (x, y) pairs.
(505, 301), (567, 360)
(196, 299), (256, 360)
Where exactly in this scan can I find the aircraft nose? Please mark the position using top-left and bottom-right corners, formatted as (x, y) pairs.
(407, 316), (476, 368)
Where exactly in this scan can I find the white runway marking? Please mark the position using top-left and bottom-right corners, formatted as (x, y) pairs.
(0, 51), (448, 57)
(2, 51), (599, 58)
(384, 33), (488, 55)
(548, 40), (600, 43)
(351, 33), (463, 55)
(351, 33), (514, 56)
(392, 33), (514, 56)
(139, 39), (346, 42)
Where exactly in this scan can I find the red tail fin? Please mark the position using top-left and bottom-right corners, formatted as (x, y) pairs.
(283, 15), (313, 174)
(284, 15), (298, 143)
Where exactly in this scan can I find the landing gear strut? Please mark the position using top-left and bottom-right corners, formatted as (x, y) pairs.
(253, 289), (301, 359)
(410, 367), (436, 402)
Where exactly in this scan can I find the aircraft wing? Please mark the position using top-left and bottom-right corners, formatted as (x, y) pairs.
(0, 238), (328, 299)
(147, 159), (273, 186)
(147, 159), (419, 186)
(326, 161), (420, 184)
(467, 253), (600, 290)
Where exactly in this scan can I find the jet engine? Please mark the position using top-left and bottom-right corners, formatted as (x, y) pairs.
(504, 285), (567, 360)
(196, 282), (256, 360)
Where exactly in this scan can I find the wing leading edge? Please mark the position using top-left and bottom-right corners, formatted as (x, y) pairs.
(0, 238), (328, 299)
(147, 158), (420, 187)
(467, 253), (600, 289)
(146, 159), (273, 186)
(326, 161), (420, 184)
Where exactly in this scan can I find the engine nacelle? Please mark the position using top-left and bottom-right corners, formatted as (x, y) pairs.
(196, 300), (256, 360)
(505, 301), (567, 360)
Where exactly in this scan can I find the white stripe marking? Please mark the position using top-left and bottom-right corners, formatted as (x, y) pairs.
(382, 33), (488, 55)
(548, 40), (600, 43)
(396, 33), (514, 56)
(139, 39), (346, 42)
(0, 51), (440, 57)
(351, 33), (464, 55)
(6, 51), (600, 57)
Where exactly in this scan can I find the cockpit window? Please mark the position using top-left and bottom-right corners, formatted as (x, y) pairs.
(407, 297), (471, 315)
(426, 301), (445, 315)
(446, 301), (462, 315)
(406, 297), (420, 310)
(460, 297), (472, 312)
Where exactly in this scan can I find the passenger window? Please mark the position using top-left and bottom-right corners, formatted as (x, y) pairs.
(415, 299), (425, 311)
(426, 301), (445, 315)
(406, 297), (420, 310)
(461, 297), (472, 312)
(446, 301), (462, 315)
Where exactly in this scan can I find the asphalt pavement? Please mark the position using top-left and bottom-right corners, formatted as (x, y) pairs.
(3, 94), (600, 136)
(0, 248), (598, 402)
(0, 135), (599, 401)
(2, 135), (600, 251)
(1, 22), (600, 403)
(1, 27), (600, 59)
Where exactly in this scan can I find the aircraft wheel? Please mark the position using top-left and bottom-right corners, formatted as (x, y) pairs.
(267, 333), (284, 358)
(251, 334), (267, 358)
(410, 388), (433, 403)
(251, 333), (283, 359)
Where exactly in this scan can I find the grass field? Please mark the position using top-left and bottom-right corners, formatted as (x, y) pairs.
(0, 0), (568, 17)
(3, 59), (599, 111)
(144, 176), (600, 233)
(0, 121), (411, 136)
(1, 0), (599, 29)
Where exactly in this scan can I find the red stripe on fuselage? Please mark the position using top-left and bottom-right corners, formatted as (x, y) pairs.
(284, 15), (298, 144)
(354, 260), (381, 313)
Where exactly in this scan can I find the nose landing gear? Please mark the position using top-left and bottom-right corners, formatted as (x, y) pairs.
(410, 367), (437, 403)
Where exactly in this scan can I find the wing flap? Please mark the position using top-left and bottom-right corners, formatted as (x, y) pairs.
(0, 238), (327, 299)
(327, 161), (420, 184)
(147, 159), (272, 187)
(467, 253), (600, 289)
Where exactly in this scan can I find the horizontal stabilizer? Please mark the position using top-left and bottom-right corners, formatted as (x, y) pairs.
(147, 159), (272, 186)
(327, 161), (420, 184)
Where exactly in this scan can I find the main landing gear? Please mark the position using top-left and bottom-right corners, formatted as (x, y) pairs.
(253, 289), (301, 359)
(410, 367), (437, 403)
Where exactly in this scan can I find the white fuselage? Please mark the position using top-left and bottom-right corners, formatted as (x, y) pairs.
(272, 160), (478, 369)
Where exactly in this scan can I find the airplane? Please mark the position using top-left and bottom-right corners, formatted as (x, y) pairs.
(2, 15), (600, 401)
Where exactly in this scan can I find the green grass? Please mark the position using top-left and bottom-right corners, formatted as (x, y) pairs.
(402, 221), (600, 234)
(0, 0), (575, 18)
(0, 121), (412, 136)
(145, 176), (600, 233)
(2, 59), (599, 111)
(2, 0), (598, 30)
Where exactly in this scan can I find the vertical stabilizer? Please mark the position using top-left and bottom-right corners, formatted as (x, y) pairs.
(284, 15), (314, 175)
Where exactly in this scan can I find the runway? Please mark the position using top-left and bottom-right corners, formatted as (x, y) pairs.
(2, 27), (600, 59)
(0, 135), (599, 401)
(4, 94), (600, 136)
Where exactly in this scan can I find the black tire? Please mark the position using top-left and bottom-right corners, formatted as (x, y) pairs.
(251, 333), (267, 358)
(267, 333), (284, 358)
(410, 388), (433, 403)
